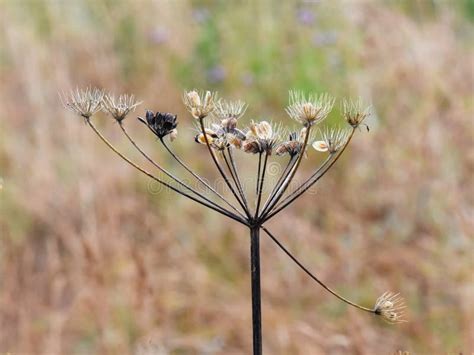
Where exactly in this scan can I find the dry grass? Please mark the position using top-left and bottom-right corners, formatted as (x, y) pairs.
(0, 0), (473, 354)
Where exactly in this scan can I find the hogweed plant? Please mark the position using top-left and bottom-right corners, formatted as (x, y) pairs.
(62, 87), (406, 354)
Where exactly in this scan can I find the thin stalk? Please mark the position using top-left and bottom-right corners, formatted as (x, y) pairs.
(261, 225), (374, 313)
(271, 154), (333, 212)
(222, 149), (249, 213)
(87, 120), (247, 225)
(227, 147), (250, 211)
(255, 152), (268, 219)
(255, 153), (262, 195)
(260, 127), (311, 221)
(119, 123), (235, 216)
(160, 137), (246, 219)
(198, 118), (251, 219)
(264, 129), (355, 221)
(250, 226), (262, 355)
(260, 155), (297, 217)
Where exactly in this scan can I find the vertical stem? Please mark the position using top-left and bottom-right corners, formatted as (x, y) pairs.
(255, 152), (268, 219)
(250, 226), (262, 355)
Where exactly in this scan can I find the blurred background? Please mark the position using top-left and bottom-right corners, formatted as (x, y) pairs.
(0, 0), (473, 354)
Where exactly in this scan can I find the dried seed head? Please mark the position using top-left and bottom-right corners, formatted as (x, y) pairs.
(244, 121), (282, 154)
(183, 90), (218, 119)
(187, 90), (201, 107)
(276, 127), (309, 157)
(214, 99), (248, 122)
(373, 292), (407, 324)
(312, 127), (350, 153)
(193, 122), (241, 151)
(102, 93), (141, 122)
(286, 90), (335, 126)
(138, 110), (178, 140)
(248, 121), (273, 140)
(61, 87), (104, 120)
(242, 139), (262, 154)
(343, 97), (370, 129)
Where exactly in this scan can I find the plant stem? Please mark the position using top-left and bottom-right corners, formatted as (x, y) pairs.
(250, 225), (262, 355)
(198, 118), (251, 219)
(255, 152), (268, 219)
(160, 138), (246, 219)
(87, 120), (247, 225)
(261, 225), (374, 313)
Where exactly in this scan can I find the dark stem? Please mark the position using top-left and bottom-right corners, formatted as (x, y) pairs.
(269, 154), (333, 213)
(119, 123), (232, 216)
(222, 149), (250, 213)
(160, 138), (246, 219)
(255, 152), (268, 219)
(250, 225), (262, 355)
(259, 127), (311, 221)
(256, 153), (262, 195)
(260, 155), (296, 217)
(264, 129), (356, 221)
(87, 120), (247, 225)
(198, 118), (251, 219)
(227, 147), (250, 211)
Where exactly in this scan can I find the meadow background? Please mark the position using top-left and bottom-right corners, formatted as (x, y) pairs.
(0, 0), (473, 354)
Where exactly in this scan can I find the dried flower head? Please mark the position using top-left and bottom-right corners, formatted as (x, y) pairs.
(61, 87), (104, 120)
(247, 121), (273, 140)
(195, 131), (236, 151)
(243, 121), (282, 154)
(276, 127), (308, 157)
(194, 122), (242, 151)
(373, 292), (406, 324)
(183, 90), (217, 119)
(102, 93), (142, 122)
(286, 90), (335, 126)
(343, 97), (370, 130)
(214, 99), (248, 122)
(138, 110), (178, 140)
(312, 127), (350, 153)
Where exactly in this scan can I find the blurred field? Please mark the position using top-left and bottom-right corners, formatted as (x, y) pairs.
(0, 0), (473, 354)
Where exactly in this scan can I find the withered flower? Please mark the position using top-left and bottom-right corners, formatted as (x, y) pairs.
(214, 99), (247, 119)
(243, 121), (281, 154)
(139, 110), (178, 140)
(286, 90), (334, 127)
(214, 99), (247, 140)
(102, 93), (141, 122)
(343, 97), (370, 130)
(195, 126), (242, 151)
(312, 127), (350, 153)
(373, 292), (407, 324)
(183, 90), (217, 119)
(276, 127), (308, 157)
(61, 87), (104, 120)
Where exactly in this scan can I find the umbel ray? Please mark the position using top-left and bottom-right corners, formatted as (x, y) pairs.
(62, 87), (406, 354)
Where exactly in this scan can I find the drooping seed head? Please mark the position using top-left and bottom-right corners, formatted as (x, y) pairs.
(102, 93), (142, 122)
(61, 87), (104, 120)
(286, 90), (335, 126)
(373, 292), (407, 324)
